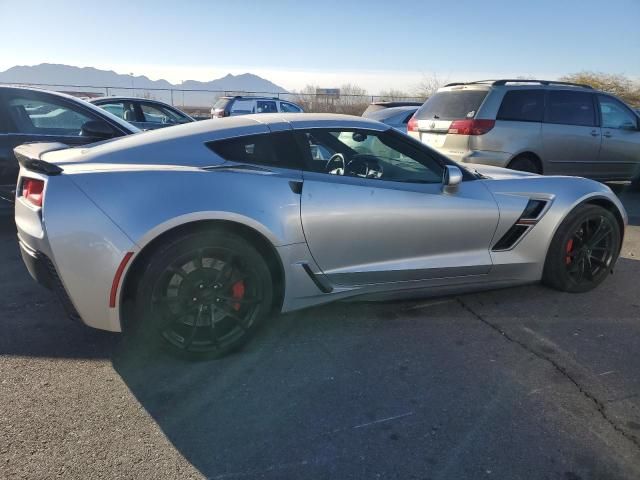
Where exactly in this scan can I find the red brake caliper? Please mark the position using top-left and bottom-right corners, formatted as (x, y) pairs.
(565, 238), (574, 265)
(231, 280), (245, 311)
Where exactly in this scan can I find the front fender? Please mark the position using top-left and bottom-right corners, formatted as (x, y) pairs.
(484, 176), (627, 280)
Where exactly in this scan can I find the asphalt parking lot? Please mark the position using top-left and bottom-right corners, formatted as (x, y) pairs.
(2, 187), (640, 480)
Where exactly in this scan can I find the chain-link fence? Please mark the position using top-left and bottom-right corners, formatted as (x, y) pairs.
(1, 82), (426, 117)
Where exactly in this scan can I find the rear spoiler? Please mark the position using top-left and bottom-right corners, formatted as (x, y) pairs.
(14, 142), (68, 176)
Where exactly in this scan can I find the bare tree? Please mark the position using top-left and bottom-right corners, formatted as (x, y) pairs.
(377, 89), (412, 101)
(292, 84), (318, 112)
(413, 73), (448, 99)
(293, 83), (371, 115)
(336, 83), (370, 115)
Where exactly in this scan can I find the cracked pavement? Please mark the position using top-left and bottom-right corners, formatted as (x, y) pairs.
(2, 188), (640, 479)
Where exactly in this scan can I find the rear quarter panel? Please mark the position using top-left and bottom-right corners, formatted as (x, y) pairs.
(16, 173), (136, 331)
(68, 168), (306, 249)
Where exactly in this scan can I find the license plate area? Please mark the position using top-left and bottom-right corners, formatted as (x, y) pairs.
(420, 132), (447, 148)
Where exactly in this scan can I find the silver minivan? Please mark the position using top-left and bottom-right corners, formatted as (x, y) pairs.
(408, 80), (640, 181)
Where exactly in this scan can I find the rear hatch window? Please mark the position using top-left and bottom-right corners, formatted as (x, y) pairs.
(413, 89), (489, 150)
(213, 98), (230, 110)
(362, 104), (386, 116)
(212, 98), (231, 117)
(415, 90), (488, 123)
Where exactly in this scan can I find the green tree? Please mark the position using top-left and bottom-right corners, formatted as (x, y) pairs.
(560, 72), (640, 106)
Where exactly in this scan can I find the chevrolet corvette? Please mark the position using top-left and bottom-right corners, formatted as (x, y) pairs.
(14, 114), (627, 357)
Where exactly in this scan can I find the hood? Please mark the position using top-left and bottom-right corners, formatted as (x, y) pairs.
(464, 163), (538, 180)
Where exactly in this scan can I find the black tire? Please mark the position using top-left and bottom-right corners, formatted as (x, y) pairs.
(508, 155), (541, 174)
(543, 204), (620, 293)
(132, 229), (273, 359)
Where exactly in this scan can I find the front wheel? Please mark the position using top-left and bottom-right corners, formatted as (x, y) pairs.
(543, 204), (620, 293)
(133, 229), (273, 359)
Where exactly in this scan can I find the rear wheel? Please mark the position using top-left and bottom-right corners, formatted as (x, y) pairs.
(133, 229), (273, 359)
(508, 155), (541, 174)
(543, 204), (620, 293)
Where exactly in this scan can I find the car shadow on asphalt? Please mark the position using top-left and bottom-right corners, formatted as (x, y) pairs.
(108, 254), (640, 479)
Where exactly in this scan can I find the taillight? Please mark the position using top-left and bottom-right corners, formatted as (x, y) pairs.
(407, 116), (418, 132)
(21, 177), (45, 207)
(448, 119), (495, 135)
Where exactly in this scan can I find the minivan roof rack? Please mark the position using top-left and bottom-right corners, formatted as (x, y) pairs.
(444, 79), (593, 89)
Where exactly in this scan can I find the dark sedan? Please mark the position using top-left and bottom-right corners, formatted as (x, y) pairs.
(90, 97), (194, 130)
(0, 86), (139, 205)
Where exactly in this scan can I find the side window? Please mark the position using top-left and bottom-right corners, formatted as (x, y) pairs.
(257, 100), (278, 113)
(207, 132), (303, 169)
(97, 101), (135, 121)
(229, 99), (254, 115)
(545, 91), (596, 127)
(0, 102), (8, 131)
(497, 90), (544, 122)
(598, 95), (638, 130)
(6, 94), (95, 135)
(296, 128), (443, 183)
(280, 102), (302, 113)
(140, 103), (180, 124)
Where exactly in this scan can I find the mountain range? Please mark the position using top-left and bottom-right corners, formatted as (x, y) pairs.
(0, 64), (288, 107)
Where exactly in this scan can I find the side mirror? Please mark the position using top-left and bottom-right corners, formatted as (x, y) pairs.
(442, 165), (463, 193)
(80, 120), (116, 139)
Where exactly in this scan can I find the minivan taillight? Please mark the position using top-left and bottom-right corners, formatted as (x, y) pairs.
(407, 116), (418, 132)
(448, 119), (495, 135)
(21, 178), (45, 207)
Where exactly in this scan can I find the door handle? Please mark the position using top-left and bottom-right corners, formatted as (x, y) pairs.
(289, 180), (303, 194)
(590, 130), (599, 137)
(603, 131), (613, 138)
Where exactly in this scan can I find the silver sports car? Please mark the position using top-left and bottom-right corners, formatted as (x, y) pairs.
(15, 113), (627, 357)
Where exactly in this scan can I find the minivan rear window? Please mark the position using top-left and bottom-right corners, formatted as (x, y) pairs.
(213, 98), (230, 110)
(414, 90), (488, 121)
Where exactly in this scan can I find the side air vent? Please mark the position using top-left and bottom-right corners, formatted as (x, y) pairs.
(493, 225), (530, 251)
(520, 199), (546, 221)
(492, 199), (549, 251)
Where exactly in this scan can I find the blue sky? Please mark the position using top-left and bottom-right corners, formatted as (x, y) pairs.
(1, 0), (638, 92)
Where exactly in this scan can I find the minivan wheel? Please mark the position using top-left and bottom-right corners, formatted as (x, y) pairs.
(508, 155), (541, 174)
(542, 204), (620, 293)
(133, 229), (273, 359)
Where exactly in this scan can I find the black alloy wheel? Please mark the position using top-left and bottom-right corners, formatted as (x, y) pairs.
(134, 230), (273, 358)
(564, 215), (616, 285)
(543, 204), (620, 293)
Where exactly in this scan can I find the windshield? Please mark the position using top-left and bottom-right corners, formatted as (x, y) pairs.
(414, 90), (488, 121)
